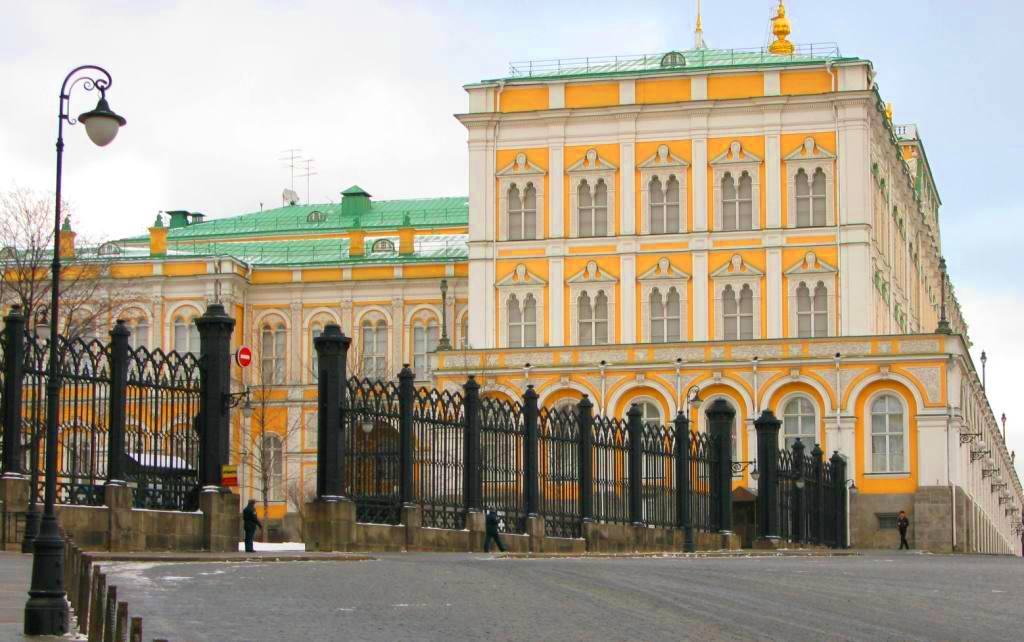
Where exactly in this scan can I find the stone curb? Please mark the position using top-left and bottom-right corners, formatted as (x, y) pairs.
(85, 551), (376, 563)
(493, 549), (862, 560)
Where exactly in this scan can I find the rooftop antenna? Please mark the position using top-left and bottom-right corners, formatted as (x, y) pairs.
(279, 148), (303, 192)
(297, 157), (318, 204)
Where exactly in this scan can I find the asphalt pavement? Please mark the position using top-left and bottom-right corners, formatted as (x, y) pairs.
(85, 551), (1024, 642)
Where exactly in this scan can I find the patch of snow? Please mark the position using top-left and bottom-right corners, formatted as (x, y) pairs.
(236, 541), (306, 552)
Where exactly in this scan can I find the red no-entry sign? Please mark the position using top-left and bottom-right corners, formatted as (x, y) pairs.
(235, 345), (252, 368)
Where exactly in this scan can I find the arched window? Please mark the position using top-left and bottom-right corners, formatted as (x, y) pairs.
(412, 316), (440, 380)
(310, 321), (324, 382)
(507, 294), (537, 348)
(260, 433), (284, 502)
(173, 312), (200, 355)
(578, 290), (609, 346)
(260, 320), (287, 385)
(508, 183), (537, 240)
(649, 287), (681, 343)
(306, 210), (326, 223)
(371, 238), (396, 254)
(811, 168), (827, 226)
(578, 179), (608, 237)
(722, 284), (754, 340)
(870, 394), (905, 473)
(795, 168), (810, 227)
(722, 172), (754, 231)
(783, 397), (816, 450)
(795, 168), (828, 227)
(360, 319), (388, 380)
(648, 176), (681, 235)
(797, 281), (829, 338)
(458, 314), (469, 349)
(121, 309), (149, 350)
(637, 400), (662, 428)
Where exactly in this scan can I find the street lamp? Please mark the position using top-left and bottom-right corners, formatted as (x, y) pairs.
(25, 65), (125, 636)
(436, 278), (452, 351)
(980, 350), (987, 391)
(682, 384), (702, 420)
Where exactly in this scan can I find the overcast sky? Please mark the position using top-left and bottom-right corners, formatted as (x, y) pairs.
(2, 0), (1021, 477)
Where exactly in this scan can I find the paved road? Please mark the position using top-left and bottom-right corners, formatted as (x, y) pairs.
(95, 552), (1022, 642)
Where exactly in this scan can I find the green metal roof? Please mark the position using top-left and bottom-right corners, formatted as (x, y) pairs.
(114, 233), (468, 267)
(479, 43), (859, 84)
(122, 195), (468, 243)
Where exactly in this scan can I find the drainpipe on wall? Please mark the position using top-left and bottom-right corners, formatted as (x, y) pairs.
(490, 81), (506, 351)
(947, 352), (956, 552)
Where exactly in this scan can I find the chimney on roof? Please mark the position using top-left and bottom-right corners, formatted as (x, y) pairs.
(59, 217), (76, 259)
(399, 212), (415, 255)
(166, 210), (191, 229)
(341, 186), (372, 219)
(149, 213), (167, 257)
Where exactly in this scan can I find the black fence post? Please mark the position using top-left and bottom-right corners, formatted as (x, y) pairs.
(812, 444), (825, 544)
(463, 375), (481, 512)
(398, 364), (415, 505)
(523, 385), (539, 516)
(106, 320), (130, 484)
(195, 303), (235, 490)
(831, 451), (847, 549)
(754, 409), (781, 541)
(674, 411), (693, 552)
(627, 403), (644, 525)
(706, 398), (735, 534)
(1, 305), (25, 476)
(314, 325), (347, 499)
(577, 395), (594, 522)
(791, 438), (805, 543)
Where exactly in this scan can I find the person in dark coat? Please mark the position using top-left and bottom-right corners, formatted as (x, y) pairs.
(243, 499), (262, 553)
(896, 510), (910, 550)
(484, 509), (506, 553)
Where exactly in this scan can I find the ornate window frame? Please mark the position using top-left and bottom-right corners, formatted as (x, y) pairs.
(785, 251), (837, 338)
(711, 254), (762, 340)
(780, 394), (818, 450)
(638, 257), (689, 343)
(784, 137), (836, 228)
(567, 148), (617, 238)
(496, 264), (546, 348)
(864, 391), (910, 475)
(567, 260), (617, 345)
(711, 141), (761, 232)
(497, 152), (546, 241)
(639, 144), (689, 235)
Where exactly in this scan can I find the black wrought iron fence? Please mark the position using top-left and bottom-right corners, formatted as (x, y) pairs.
(777, 447), (795, 541)
(688, 430), (718, 533)
(412, 386), (465, 530)
(641, 422), (675, 528)
(345, 378), (402, 525)
(592, 415), (630, 525)
(125, 346), (202, 511)
(538, 405), (580, 538)
(479, 396), (526, 534)
(771, 437), (844, 547)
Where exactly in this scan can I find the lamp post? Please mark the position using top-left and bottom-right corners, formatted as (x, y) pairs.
(25, 65), (125, 636)
(436, 279), (452, 351)
(980, 350), (987, 391)
(935, 257), (951, 335)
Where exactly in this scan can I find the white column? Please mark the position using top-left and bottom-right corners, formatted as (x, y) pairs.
(391, 297), (404, 374)
(289, 301), (302, 384)
(549, 130), (565, 238)
(692, 250), (709, 340)
(692, 137), (708, 232)
(765, 132), (782, 229)
(620, 254), (636, 343)
(766, 246), (783, 338)
(620, 141), (636, 235)
(841, 241), (872, 336)
(549, 256), (564, 346)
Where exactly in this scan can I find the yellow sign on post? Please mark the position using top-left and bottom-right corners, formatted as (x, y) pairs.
(222, 464), (238, 487)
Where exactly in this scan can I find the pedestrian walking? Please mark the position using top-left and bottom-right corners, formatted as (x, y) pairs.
(243, 499), (262, 553)
(896, 510), (910, 550)
(484, 509), (506, 553)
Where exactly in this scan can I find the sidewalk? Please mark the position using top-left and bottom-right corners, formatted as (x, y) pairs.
(0, 552), (66, 642)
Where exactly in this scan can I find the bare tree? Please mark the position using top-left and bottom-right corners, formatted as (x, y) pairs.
(236, 336), (303, 542)
(0, 188), (140, 338)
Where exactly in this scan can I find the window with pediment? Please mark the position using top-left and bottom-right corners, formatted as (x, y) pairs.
(568, 148), (617, 238)
(497, 152), (545, 241)
(712, 254), (762, 340)
(568, 260), (617, 346)
(497, 264), (545, 348)
(639, 144), (688, 235)
(711, 141), (761, 232)
(639, 257), (689, 343)
(786, 251), (837, 338)
(785, 137), (835, 228)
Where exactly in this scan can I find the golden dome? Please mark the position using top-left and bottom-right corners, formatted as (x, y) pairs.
(768, 1), (795, 55)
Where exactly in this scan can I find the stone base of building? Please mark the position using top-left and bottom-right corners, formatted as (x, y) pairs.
(850, 485), (1014, 554)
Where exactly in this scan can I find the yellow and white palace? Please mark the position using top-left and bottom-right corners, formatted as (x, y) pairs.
(81, 2), (1019, 552)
